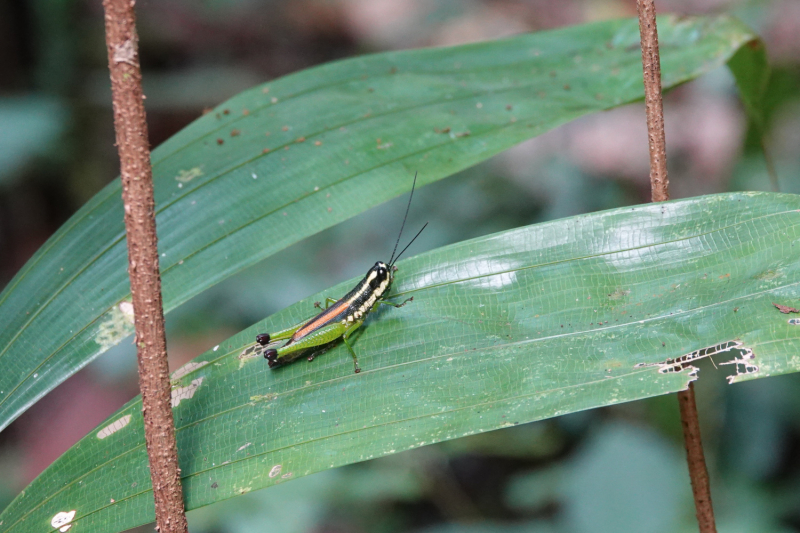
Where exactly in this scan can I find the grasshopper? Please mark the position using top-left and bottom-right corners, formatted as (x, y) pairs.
(256, 174), (426, 373)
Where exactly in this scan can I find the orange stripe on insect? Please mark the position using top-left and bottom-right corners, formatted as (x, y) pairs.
(292, 301), (348, 340)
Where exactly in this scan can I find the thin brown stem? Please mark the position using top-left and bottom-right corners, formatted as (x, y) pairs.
(636, 2), (717, 532)
(678, 383), (717, 533)
(101, 1), (188, 532)
(637, 0), (669, 201)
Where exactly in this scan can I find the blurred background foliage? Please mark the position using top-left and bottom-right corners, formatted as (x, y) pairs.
(1, 0), (800, 532)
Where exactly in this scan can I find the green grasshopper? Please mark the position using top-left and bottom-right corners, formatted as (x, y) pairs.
(256, 174), (426, 373)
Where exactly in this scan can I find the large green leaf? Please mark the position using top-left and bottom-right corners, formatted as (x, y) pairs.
(3, 192), (800, 533)
(0, 15), (761, 432)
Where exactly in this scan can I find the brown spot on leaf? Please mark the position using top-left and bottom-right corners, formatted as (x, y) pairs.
(773, 303), (800, 314)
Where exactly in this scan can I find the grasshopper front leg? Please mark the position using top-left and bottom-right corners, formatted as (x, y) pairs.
(342, 320), (364, 373)
(374, 296), (413, 310)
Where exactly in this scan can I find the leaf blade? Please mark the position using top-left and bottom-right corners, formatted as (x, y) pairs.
(3, 191), (800, 533)
(0, 15), (760, 432)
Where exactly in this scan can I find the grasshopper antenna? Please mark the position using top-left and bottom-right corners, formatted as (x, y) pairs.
(391, 222), (428, 267)
(389, 172), (418, 265)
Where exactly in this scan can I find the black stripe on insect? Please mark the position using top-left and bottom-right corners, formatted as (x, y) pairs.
(255, 173), (427, 373)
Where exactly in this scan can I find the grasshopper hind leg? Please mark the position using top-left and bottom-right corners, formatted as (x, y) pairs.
(264, 348), (278, 367)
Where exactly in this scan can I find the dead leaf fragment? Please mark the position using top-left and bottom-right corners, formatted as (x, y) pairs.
(773, 302), (800, 314)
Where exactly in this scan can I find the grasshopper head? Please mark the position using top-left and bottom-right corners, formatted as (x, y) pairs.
(369, 261), (393, 297)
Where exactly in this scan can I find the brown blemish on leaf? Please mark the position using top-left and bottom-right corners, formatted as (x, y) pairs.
(773, 303), (800, 314)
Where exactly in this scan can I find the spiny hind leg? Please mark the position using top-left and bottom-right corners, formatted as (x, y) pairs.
(255, 321), (303, 347)
(256, 304), (331, 346)
(264, 322), (348, 369)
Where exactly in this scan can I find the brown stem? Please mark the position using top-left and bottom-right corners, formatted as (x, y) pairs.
(678, 383), (717, 533)
(637, 0), (669, 202)
(636, 2), (716, 532)
(101, 1), (189, 532)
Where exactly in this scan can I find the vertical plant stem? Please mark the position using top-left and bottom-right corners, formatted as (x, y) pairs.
(637, 0), (669, 202)
(636, 2), (717, 532)
(102, 1), (189, 532)
(678, 383), (717, 532)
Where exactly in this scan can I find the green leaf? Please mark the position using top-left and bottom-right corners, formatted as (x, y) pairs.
(3, 192), (800, 533)
(727, 36), (770, 127)
(0, 14), (760, 433)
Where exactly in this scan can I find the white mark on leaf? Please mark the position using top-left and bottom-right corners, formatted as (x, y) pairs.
(171, 361), (209, 381)
(237, 442), (252, 452)
(96, 301), (136, 351)
(175, 167), (203, 183)
(97, 414), (132, 439)
(171, 378), (204, 408)
(51, 510), (76, 532)
(118, 301), (134, 319)
(269, 464), (282, 478)
(238, 345), (261, 368)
